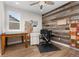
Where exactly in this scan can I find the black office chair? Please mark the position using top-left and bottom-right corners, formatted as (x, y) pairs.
(40, 29), (52, 47)
(38, 29), (60, 52)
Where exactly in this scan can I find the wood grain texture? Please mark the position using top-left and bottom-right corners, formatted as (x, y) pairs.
(1, 33), (6, 55)
(1, 33), (28, 55)
(1, 43), (79, 57)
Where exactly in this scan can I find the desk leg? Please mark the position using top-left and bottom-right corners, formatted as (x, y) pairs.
(23, 35), (28, 48)
(5, 37), (8, 47)
(1, 34), (6, 55)
(21, 36), (24, 43)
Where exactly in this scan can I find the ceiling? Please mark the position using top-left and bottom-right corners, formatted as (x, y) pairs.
(4, 1), (69, 15)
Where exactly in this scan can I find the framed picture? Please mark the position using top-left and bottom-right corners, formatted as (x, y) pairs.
(31, 20), (38, 27)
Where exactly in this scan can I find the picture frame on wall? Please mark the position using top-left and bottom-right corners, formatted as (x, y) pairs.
(31, 20), (38, 27)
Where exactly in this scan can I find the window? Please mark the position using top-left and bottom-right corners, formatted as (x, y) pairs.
(7, 11), (21, 31)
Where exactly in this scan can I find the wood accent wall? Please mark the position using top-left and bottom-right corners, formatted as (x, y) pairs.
(42, 1), (79, 46)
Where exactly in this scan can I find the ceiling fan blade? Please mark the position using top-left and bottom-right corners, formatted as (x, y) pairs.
(45, 1), (54, 5)
(30, 1), (40, 6)
(40, 5), (43, 9)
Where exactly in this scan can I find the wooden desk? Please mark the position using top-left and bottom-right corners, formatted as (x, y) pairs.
(0, 33), (28, 55)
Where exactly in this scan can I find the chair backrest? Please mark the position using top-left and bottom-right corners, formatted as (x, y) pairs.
(40, 29), (52, 39)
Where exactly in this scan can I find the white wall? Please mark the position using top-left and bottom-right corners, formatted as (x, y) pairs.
(0, 2), (42, 50)
(5, 6), (42, 33)
(23, 10), (42, 33)
(0, 1), (5, 55)
(4, 6), (42, 45)
(0, 2), (5, 33)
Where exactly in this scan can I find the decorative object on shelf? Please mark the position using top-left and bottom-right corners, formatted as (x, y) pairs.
(71, 15), (79, 20)
(76, 40), (79, 48)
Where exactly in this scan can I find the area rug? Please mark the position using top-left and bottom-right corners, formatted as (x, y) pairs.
(37, 44), (60, 53)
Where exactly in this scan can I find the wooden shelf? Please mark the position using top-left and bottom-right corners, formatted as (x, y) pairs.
(51, 13), (79, 21)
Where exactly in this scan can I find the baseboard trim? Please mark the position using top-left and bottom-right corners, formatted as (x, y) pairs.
(52, 41), (79, 51)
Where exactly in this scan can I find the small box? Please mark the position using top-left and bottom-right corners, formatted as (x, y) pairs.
(77, 32), (79, 35)
(71, 44), (76, 47)
(76, 41), (79, 48)
(69, 31), (76, 36)
(71, 36), (76, 39)
(70, 23), (77, 28)
(70, 28), (76, 32)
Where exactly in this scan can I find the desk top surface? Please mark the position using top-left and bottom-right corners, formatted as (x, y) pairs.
(5, 32), (27, 34)
(0, 32), (28, 37)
